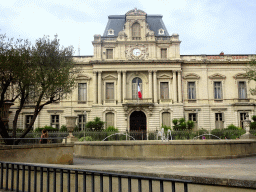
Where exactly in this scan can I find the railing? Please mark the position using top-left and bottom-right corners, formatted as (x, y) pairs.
(156, 37), (171, 41)
(0, 161), (191, 192)
(124, 98), (153, 103)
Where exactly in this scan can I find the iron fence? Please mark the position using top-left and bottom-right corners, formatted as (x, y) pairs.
(0, 161), (191, 192)
(0, 137), (66, 145)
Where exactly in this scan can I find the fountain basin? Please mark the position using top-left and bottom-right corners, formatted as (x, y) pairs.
(74, 140), (256, 160)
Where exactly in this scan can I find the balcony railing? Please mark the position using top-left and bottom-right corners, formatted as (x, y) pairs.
(124, 98), (153, 104)
(0, 161), (191, 192)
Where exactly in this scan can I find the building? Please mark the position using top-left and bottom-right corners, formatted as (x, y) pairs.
(9, 8), (256, 134)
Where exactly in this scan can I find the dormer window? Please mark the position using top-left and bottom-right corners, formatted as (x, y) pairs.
(132, 22), (141, 40)
(158, 28), (165, 35)
(108, 29), (114, 36)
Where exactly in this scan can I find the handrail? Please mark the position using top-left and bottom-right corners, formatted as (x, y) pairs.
(0, 161), (192, 192)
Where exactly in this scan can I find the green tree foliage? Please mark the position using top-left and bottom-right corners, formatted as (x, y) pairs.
(0, 34), (76, 144)
(245, 59), (256, 95)
(172, 118), (195, 130)
(86, 117), (105, 131)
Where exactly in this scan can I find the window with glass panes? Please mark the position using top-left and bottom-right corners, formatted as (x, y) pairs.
(215, 113), (224, 129)
(51, 115), (59, 129)
(132, 77), (142, 99)
(106, 49), (113, 59)
(78, 83), (87, 101)
(189, 113), (197, 129)
(25, 115), (33, 129)
(106, 83), (114, 101)
(214, 82), (222, 99)
(78, 114), (86, 130)
(160, 82), (169, 99)
(238, 81), (247, 99)
(161, 48), (167, 59)
(188, 82), (196, 99)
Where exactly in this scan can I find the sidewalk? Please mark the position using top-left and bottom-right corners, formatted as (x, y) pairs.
(70, 155), (256, 189)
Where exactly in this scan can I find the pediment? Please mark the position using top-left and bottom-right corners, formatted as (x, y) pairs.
(76, 75), (91, 80)
(103, 74), (117, 80)
(157, 74), (173, 79)
(208, 73), (226, 79)
(233, 73), (247, 79)
(183, 73), (200, 80)
(126, 8), (147, 16)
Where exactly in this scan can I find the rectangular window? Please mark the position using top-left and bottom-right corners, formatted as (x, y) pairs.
(106, 83), (114, 101)
(78, 83), (87, 101)
(215, 113), (224, 129)
(106, 49), (113, 59)
(238, 81), (247, 99)
(51, 115), (59, 129)
(189, 113), (197, 129)
(188, 82), (196, 99)
(214, 82), (222, 99)
(132, 82), (142, 99)
(160, 82), (169, 99)
(25, 115), (34, 129)
(162, 112), (170, 127)
(106, 113), (114, 128)
(78, 114), (86, 131)
(161, 48), (167, 59)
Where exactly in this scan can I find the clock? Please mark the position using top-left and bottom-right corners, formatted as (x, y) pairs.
(133, 48), (141, 56)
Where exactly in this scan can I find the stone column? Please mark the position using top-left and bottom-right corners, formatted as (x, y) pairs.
(153, 70), (157, 103)
(178, 70), (182, 103)
(123, 71), (126, 102)
(173, 71), (177, 103)
(148, 70), (152, 102)
(93, 71), (97, 104)
(117, 70), (122, 104)
(98, 71), (102, 105)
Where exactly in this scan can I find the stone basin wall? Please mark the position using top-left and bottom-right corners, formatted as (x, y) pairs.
(0, 143), (73, 164)
(74, 140), (256, 160)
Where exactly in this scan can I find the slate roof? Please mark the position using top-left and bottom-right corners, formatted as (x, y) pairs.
(102, 15), (170, 37)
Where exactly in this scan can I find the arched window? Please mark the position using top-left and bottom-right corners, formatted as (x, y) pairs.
(132, 77), (142, 99)
(132, 23), (141, 40)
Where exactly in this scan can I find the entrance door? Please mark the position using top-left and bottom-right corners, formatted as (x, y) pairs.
(130, 111), (146, 140)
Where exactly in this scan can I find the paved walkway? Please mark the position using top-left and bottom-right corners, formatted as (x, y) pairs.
(71, 156), (256, 188)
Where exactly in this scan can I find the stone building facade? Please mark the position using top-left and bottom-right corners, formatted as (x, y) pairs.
(9, 9), (256, 133)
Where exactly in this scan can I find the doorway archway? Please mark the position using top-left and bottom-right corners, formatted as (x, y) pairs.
(130, 111), (146, 140)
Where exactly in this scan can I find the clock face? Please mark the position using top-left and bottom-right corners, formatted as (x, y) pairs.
(133, 49), (141, 56)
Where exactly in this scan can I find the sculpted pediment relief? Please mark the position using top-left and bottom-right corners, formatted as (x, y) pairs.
(103, 74), (117, 80)
(233, 73), (247, 79)
(183, 73), (200, 80)
(75, 75), (91, 80)
(157, 74), (173, 79)
(208, 73), (226, 79)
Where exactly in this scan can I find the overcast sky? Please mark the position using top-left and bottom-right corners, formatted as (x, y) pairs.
(1, 0), (255, 56)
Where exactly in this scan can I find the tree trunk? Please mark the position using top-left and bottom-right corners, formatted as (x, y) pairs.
(0, 119), (12, 145)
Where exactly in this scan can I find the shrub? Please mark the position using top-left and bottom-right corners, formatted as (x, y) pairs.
(187, 120), (194, 130)
(86, 117), (104, 131)
(250, 122), (256, 130)
(79, 136), (93, 141)
(105, 126), (118, 132)
(226, 124), (239, 130)
(60, 125), (67, 132)
(34, 126), (58, 132)
(252, 115), (256, 122)
(161, 125), (171, 132)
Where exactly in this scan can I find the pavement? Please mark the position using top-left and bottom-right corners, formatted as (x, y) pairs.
(70, 156), (256, 189)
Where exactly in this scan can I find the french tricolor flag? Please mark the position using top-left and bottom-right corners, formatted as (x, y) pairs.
(138, 82), (142, 99)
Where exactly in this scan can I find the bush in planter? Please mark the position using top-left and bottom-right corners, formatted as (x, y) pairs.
(223, 125), (245, 139)
(86, 117), (105, 131)
(211, 129), (224, 139)
(187, 120), (195, 130)
(79, 136), (93, 141)
(60, 125), (67, 132)
(34, 126), (58, 132)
